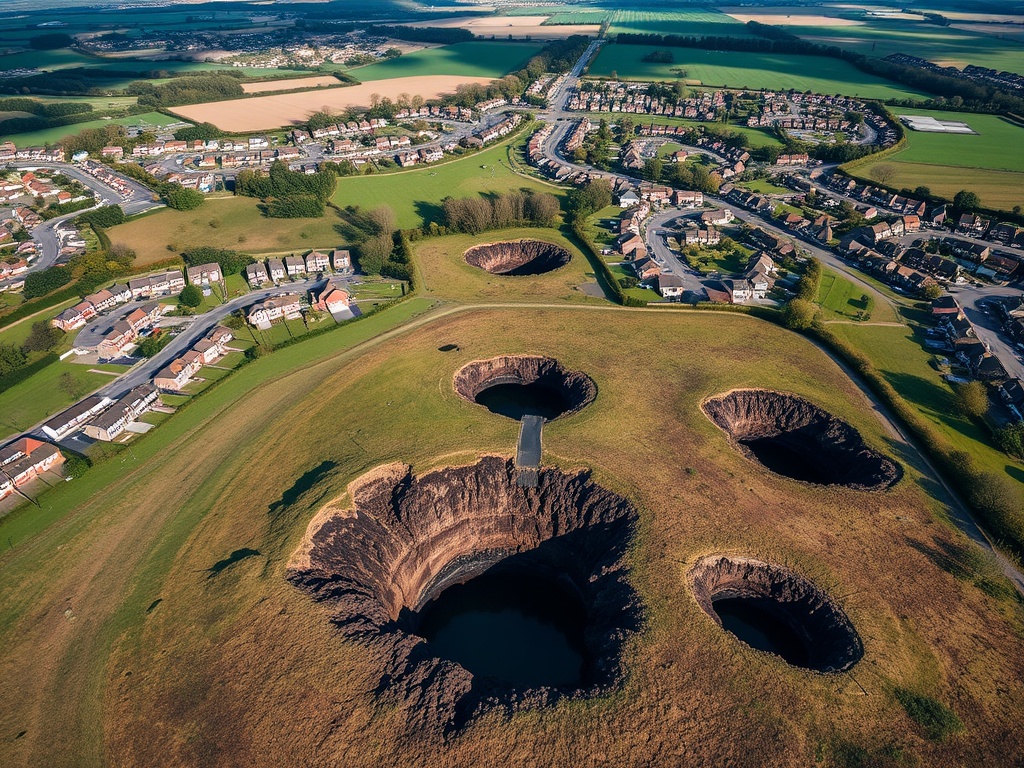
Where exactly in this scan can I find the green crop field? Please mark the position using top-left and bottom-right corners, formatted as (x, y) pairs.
(588, 45), (928, 101)
(332, 140), (561, 229)
(783, 19), (1024, 76)
(607, 9), (754, 38)
(349, 41), (543, 82)
(543, 11), (610, 25)
(852, 109), (1024, 212)
(2, 111), (188, 148)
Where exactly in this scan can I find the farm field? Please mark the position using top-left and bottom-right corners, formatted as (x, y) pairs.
(105, 197), (345, 266)
(607, 9), (755, 38)
(241, 75), (346, 94)
(850, 162), (1024, 213)
(889, 109), (1024, 173)
(412, 227), (601, 304)
(349, 41), (544, 81)
(588, 45), (928, 101)
(1, 111), (188, 148)
(405, 16), (600, 39)
(0, 48), (306, 79)
(168, 75), (495, 132)
(332, 139), (561, 229)
(2, 303), (1022, 766)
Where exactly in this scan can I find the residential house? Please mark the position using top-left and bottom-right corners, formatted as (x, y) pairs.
(311, 285), (351, 314)
(83, 384), (159, 442)
(284, 255), (306, 278)
(247, 294), (302, 328)
(305, 250), (330, 273)
(186, 262), (222, 286)
(0, 438), (64, 500)
(41, 396), (113, 441)
(267, 258), (286, 282)
(245, 262), (269, 286)
(657, 273), (685, 299)
(332, 249), (353, 273)
(97, 320), (137, 359)
(153, 357), (200, 391)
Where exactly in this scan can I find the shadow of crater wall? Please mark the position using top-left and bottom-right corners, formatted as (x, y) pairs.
(453, 355), (597, 420)
(702, 389), (902, 490)
(464, 240), (571, 276)
(288, 456), (641, 733)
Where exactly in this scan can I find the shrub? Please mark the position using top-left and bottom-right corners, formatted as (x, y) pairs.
(21, 321), (63, 353)
(954, 380), (989, 419)
(995, 422), (1024, 460)
(163, 185), (205, 211)
(178, 284), (203, 308)
(783, 298), (819, 330)
(23, 266), (72, 299)
(63, 452), (92, 480)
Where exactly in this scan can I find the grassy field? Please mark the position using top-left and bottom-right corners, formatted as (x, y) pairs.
(815, 267), (885, 322)
(607, 9), (754, 38)
(350, 42), (543, 82)
(0, 361), (115, 436)
(849, 108), (1024, 213)
(1, 302), (1021, 766)
(2, 111), (188, 148)
(740, 178), (792, 194)
(413, 227), (604, 304)
(588, 45), (928, 101)
(332, 139), (561, 229)
(543, 11), (609, 25)
(106, 198), (345, 266)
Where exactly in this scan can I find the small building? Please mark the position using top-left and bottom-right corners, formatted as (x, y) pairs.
(332, 249), (353, 273)
(83, 384), (159, 442)
(658, 273), (685, 300)
(0, 437), (65, 500)
(247, 294), (302, 329)
(284, 256), (306, 278)
(305, 250), (330, 274)
(186, 262), (222, 286)
(245, 262), (269, 286)
(41, 396), (113, 441)
(267, 258), (286, 282)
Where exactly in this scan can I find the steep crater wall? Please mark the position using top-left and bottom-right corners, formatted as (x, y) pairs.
(454, 355), (597, 421)
(689, 555), (864, 673)
(464, 240), (571, 276)
(702, 389), (902, 490)
(288, 456), (641, 732)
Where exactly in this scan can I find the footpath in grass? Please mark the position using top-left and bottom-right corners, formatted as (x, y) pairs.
(350, 41), (543, 81)
(588, 45), (927, 101)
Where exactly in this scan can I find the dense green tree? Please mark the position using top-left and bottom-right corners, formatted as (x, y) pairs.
(953, 190), (981, 212)
(179, 284), (203, 308)
(163, 185), (205, 211)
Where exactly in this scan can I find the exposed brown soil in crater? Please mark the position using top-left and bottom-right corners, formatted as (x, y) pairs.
(453, 355), (597, 420)
(702, 389), (902, 490)
(464, 240), (571, 276)
(287, 456), (641, 733)
(690, 555), (864, 673)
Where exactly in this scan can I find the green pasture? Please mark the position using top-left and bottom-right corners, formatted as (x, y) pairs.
(607, 9), (754, 38)
(589, 45), (928, 101)
(349, 41), (543, 82)
(2, 111), (188, 148)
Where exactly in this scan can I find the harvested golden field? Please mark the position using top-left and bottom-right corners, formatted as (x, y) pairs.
(241, 75), (346, 94)
(168, 75), (495, 131)
(406, 15), (601, 39)
(1, 302), (1022, 767)
(720, 7), (866, 26)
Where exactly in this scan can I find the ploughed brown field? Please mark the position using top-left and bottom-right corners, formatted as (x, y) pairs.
(2, 305), (1020, 767)
(241, 76), (347, 94)
(406, 15), (601, 39)
(168, 75), (495, 131)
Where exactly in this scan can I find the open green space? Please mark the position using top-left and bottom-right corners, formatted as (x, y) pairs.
(0, 361), (114, 437)
(816, 267), (879, 322)
(851, 160), (1024, 214)
(2, 111), (189, 148)
(543, 11), (610, 25)
(607, 9), (754, 38)
(332, 139), (560, 229)
(588, 45), (928, 101)
(892, 109), (1024, 173)
(740, 178), (791, 195)
(349, 41), (543, 82)
(106, 197), (345, 267)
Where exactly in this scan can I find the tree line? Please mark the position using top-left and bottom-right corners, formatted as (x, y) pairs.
(236, 161), (338, 218)
(127, 73), (246, 108)
(441, 190), (561, 234)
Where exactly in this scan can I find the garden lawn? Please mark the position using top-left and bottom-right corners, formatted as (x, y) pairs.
(350, 42), (543, 81)
(0, 361), (113, 437)
(816, 268), (878, 322)
(588, 46), (928, 101)
(106, 197), (345, 266)
(332, 140), (561, 229)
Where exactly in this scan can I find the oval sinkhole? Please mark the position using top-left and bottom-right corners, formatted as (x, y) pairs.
(288, 456), (641, 732)
(690, 555), (864, 673)
(453, 355), (597, 421)
(464, 240), (571, 276)
(701, 389), (902, 490)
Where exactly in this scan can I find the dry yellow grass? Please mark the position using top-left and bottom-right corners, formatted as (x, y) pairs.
(1, 302), (1021, 766)
(168, 75), (496, 131)
(241, 75), (347, 94)
(720, 7), (866, 26)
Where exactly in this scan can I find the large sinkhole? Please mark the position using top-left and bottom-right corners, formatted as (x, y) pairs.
(690, 555), (864, 673)
(702, 389), (902, 490)
(464, 240), (571, 276)
(288, 456), (641, 731)
(453, 355), (597, 421)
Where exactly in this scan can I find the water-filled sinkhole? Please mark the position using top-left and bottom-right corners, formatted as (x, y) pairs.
(415, 570), (588, 688)
(289, 457), (641, 730)
(454, 355), (596, 421)
(690, 555), (864, 673)
(702, 389), (902, 490)
(464, 240), (571, 276)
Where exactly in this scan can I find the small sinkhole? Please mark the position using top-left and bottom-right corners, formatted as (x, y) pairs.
(454, 356), (597, 422)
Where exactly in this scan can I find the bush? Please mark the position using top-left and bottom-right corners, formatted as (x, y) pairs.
(266, 194), (324, 218)
(21, 321), (63, 353)
(77, 205), (126, 229)
(63, 452), (92, 480)
(179, 284), (203, 308)
(23, 266), (73, 299)
(894, 689), (963, 741)
(783, 298), (819, 330)
(954, 380), (989, 418)
(995, 422), (1024, 460)
(163, 185), (205, 211)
